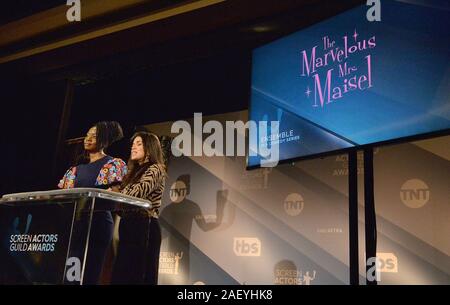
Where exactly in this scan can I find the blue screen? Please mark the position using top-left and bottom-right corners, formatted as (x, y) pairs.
(248, 0), (450, 168)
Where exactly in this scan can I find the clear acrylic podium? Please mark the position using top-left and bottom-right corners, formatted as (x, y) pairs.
(0, 188), (151, 285)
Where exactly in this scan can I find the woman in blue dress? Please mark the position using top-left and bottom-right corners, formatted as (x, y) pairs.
(58, 121), (127, 284)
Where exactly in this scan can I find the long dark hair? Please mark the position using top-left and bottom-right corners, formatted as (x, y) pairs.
(75, 121), (123, 165)
(121, 131), (166, 187)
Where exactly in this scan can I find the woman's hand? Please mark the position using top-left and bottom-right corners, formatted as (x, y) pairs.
(108, 185), (121, 192)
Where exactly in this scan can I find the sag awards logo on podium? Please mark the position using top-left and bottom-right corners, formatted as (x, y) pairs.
(170, 180), (188, 203)
(284, 193), (304, 216)
(400, 179), (430, 208)
(8, 214), (59, 252)
(233, 238), (261, 257)
(159, 251), (184, 275)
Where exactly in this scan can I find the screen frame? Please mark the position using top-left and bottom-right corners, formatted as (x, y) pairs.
(246, 2), (450, 170)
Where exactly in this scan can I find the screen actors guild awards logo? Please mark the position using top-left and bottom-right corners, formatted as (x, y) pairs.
(8, 214), (59, 252)
(159, 251), (184, 275)
(274, 265), (317, 285)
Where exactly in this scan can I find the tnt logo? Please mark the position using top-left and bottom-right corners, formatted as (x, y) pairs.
(284, 193), (304, 216)
(233, 238), (261, 257)
(400, 179), (430, 208)
(170, 180), (187, 203)
(376, 253), (398, 273)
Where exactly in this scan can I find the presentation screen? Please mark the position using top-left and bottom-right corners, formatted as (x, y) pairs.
(248, 0), (450, 168)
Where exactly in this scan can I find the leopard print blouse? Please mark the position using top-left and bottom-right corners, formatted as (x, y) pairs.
(120, 163), (166, 218)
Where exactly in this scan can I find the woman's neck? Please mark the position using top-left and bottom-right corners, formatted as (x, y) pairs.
(89, 151), (106, 163)
(138, 158), (149, 166)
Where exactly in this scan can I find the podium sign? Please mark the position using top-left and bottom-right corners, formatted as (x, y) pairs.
(0, 189), (151, 285)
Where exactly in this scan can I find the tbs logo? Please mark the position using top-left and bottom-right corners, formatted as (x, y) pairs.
(233, 238), (261, 257)
(376, 253), (398, 273)
(366, 253), (398, 282)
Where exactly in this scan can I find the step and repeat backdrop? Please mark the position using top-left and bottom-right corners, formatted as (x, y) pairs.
(146, 111), (450, 285)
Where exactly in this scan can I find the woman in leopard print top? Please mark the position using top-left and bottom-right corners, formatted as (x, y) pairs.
(112, 131), (167, 285)
(120, 162), (165, 218)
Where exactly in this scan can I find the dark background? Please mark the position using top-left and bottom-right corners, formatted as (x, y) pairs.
(0, 50), (251, 195)
(0, 0), (364, 196)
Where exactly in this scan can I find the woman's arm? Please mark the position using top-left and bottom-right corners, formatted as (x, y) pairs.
(58, 167), (76, 189)
(96, 158), (128, 187)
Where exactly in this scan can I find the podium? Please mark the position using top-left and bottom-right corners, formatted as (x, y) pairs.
(0, 188), (152, 285)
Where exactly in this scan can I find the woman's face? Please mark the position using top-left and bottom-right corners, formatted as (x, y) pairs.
(131, 136), (146, 162)
(84, 126), (97, 152)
